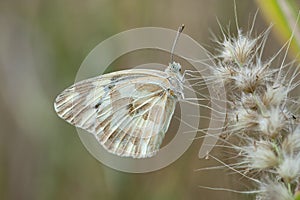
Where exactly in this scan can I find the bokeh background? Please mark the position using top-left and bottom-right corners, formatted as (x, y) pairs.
(1, 0), (299, 200)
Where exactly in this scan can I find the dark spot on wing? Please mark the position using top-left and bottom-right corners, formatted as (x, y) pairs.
(142, 112), (149, 120)
(111, 74), (122, 81)
(94, 101), (101, 109)
(127, 103), (134, 116)
(157, 91), (165, 97)
(107, 84), (115, 90)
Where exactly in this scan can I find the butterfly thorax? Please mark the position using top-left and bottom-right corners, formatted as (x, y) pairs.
(164, 62), (184, 100)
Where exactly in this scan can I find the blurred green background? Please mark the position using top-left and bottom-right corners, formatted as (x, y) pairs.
(0, 0), (298, 200)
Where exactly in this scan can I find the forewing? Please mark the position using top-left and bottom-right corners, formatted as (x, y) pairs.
(54, 69), (176, 158)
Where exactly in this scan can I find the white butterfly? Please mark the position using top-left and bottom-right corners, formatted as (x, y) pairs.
(54, 25), (186, 158)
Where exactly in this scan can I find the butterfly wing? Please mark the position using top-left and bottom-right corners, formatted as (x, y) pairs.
(54, 69), (177, 158)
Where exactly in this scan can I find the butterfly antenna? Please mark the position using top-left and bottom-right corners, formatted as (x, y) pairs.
(170, 24), (185, 63)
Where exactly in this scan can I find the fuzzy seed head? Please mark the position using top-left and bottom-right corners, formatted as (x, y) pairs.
(258, 107), (286, 138)
(233, 61), (272, 93)
(263, 85), (287, 107)
(220, 31), (256, 65)
(240, 93), (259, 110)
(276, 155), (300, 183)
(234, 108), (259, 130)
(234, 66), (260, 93)
(257, 180), (294, 200)
(242, 140), (279, 169)
(282, 126), (300, 155)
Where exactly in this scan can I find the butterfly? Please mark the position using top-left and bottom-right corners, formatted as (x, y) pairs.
(54, 25), (186, 158)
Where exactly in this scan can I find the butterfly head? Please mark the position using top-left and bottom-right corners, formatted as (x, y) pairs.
(169, 62), (181, 72)
(165, 62), (183, 82)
